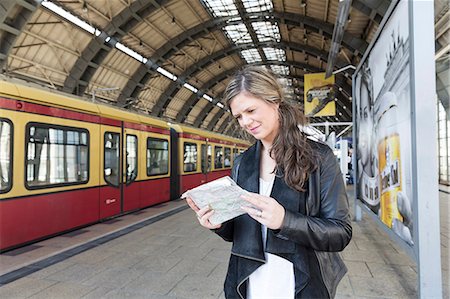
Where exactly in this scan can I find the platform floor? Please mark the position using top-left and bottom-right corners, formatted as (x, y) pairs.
(0, 187), (448, 299)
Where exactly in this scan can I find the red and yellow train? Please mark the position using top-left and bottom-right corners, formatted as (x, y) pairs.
(0, 77), (249, 251)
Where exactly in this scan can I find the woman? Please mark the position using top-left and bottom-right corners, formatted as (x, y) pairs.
(186, 66), (352, 299)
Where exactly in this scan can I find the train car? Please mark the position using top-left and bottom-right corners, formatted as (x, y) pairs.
(0, 78), (172, 251)
(0, 77), (250, 251)
(170, 124), (249, 195)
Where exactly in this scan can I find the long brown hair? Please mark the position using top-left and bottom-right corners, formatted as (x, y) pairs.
(223, 66), (317, 192)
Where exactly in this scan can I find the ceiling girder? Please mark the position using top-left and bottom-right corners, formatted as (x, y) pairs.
(352, 0), (390, 24)
(0, 0), (41, 71)
(176, 68), (236, 123)
(62, 0), (169, 95)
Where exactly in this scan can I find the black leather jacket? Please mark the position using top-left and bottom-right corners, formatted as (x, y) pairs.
(215, 140), (352, 299)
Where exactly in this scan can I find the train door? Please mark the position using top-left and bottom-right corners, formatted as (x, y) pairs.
(201, 142), (212, 183)
(100, 125), (122, 218)
(122, 131), (139, 212)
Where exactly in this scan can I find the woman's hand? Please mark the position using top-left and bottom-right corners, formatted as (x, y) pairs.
(241, 193), (285, 230)
(185, 197), (222, 229)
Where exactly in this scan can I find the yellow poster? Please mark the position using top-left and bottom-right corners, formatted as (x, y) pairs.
(304, 73), (336, 117)
(378, 133), (403, 227)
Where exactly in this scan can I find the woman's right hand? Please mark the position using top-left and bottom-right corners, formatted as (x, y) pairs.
(185, 197), (222, 229)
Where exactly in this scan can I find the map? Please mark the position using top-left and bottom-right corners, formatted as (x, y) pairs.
(184, 176), (256, 225)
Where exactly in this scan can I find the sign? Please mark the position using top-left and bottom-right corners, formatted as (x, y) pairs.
(304, 73), (336, 117)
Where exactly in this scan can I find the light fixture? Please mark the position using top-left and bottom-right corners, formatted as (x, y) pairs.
(82, 1), (88, 12)
(300, 1), (307, 8)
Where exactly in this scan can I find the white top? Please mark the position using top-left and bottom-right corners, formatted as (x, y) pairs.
(247, 177), (295, 299)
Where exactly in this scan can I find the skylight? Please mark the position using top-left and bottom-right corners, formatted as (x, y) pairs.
(252, 21), (280, 42)
(241, 49), (262, 63)
(202, 0), (238, 17)
(224, 24), (251, 44)
(270, 65), (289, 75)
(263, 47), (286, 61)
(242, 0), (273, 13)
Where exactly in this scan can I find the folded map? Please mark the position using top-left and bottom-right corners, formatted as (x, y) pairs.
(183, 176), (256, 225)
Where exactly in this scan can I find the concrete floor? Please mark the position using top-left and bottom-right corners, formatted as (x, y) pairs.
(0, 187), (448, 299)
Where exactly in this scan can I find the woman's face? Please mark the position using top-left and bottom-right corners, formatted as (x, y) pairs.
(230, 92), (279, 144)
(357, 81), (374, 170)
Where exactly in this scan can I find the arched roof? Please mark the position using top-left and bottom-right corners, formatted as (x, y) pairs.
(0, 0), (406, 137)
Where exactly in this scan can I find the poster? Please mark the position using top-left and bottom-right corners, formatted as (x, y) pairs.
(304, 72), (336, 117)
(354, 1), (413, 246)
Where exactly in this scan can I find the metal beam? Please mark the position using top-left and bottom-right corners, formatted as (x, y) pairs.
(325, 0), (353, 78)
(62, 0), (169, 95)
(352, 0), (390, 24)
(0, 0), (42, 72)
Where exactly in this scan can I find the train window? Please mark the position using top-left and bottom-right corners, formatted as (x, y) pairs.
(26, 123), (89, 189)
(214, 146), (223, 169)
(147, 138), (169, 176)
(184, 142), (197, 172)
(201, 144), (212, 173)
(224, 147), (231, 167)
(104, 132), (120, 187)
(126, 135), (138, 183)
(0, 119), (12, 193)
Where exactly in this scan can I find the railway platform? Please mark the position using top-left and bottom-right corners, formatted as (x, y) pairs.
(0, 186), (448, 299)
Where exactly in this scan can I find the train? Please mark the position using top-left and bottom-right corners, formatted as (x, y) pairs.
(0, 76), (250, 251)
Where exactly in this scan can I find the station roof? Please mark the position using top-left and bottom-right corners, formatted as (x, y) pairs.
(0, 0), (447, 138)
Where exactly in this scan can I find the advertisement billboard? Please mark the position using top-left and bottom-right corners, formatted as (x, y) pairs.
(354, 0), (413, 246)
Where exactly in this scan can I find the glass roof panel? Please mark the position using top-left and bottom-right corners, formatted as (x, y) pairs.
(224, 24), (252, 44)
(202, 0), (239, 17)
(270, 65), (289, 76)
(263, 47), (286, 61)
(252, 21), (281, 42)
(241, 49), (262, 63)
(242, 0), (273, 13)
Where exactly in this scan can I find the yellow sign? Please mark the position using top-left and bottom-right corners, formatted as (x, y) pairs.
(304, 73), (336, 117)
(378, 134), (403, 227)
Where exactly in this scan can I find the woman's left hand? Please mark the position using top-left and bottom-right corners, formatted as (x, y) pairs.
(241, 192), (285, 230)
